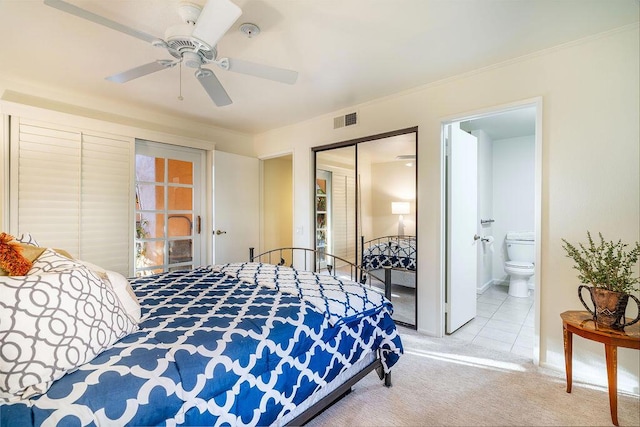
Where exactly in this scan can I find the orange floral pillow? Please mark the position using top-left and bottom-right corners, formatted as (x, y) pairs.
(0, 233), (32, 276)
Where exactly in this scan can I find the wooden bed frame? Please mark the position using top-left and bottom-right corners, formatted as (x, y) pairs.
(248, 247), (393, 425)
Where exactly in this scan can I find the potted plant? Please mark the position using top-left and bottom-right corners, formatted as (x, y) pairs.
(562, 232), (640, 329)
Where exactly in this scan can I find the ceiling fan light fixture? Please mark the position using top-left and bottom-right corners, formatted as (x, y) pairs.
(183, 51), (203, 68)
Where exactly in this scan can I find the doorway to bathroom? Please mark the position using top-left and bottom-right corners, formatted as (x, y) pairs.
(442, 99), (541, 363)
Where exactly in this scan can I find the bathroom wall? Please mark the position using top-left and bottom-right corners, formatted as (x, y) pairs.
(491, 135), (536, 280)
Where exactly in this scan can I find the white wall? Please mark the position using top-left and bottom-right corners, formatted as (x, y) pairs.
(0, 89), (255, 155)
(254, 26), (640, 394)
(492, 135), (536, 280)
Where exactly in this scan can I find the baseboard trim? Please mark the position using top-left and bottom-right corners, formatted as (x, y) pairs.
(477, 279), (508, 294)
(476, 280), (493, 294)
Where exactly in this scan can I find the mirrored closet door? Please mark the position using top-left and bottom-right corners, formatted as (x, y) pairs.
(313, 128), (417, 328)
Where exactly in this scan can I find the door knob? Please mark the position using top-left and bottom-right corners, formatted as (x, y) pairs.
(473, 234), (481, 241)
(216, 230), (227, 235)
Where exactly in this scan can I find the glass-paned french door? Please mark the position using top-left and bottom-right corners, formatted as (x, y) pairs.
(135, 141), (205, 277)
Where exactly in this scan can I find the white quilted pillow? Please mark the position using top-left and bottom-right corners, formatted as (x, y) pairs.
(0, 266), (138, 402)
(29, 251), (141, 324)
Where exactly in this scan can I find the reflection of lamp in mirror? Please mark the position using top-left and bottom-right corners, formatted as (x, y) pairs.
(391, 202), (410, 235)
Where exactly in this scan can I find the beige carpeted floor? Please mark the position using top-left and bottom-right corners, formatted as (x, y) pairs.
(306, 327), (640, 426)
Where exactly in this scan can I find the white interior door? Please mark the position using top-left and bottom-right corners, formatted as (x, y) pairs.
(446, 122), (479, 333)
(213, 151), (259, 264)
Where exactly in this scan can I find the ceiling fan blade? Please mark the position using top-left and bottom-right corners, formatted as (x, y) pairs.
(44, 0), (157, 44)
(195, 68), (232, 107)
(226, 58), (298, 85)
(106, 60), (177, 83)
(192, 0), (242, 48)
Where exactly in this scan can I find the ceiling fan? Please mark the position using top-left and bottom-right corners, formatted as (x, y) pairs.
(43, 0), (298, 106)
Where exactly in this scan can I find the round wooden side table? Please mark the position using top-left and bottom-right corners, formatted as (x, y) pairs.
(561, 310), (640, 426)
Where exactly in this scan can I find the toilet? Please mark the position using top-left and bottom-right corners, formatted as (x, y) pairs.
(504, 231), (535, 298)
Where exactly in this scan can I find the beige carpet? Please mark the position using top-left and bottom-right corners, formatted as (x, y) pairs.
(306, 327), (640, 426)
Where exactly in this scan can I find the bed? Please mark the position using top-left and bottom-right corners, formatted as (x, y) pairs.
(0, 237), (403, 427)
(360, 235), (416, 289)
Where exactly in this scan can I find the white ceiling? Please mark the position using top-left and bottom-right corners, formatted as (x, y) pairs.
(0, 0), (637, 135)
(461, 106), (536, 140)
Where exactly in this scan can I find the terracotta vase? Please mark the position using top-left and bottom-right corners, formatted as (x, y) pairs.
(578, 285), (640, 330)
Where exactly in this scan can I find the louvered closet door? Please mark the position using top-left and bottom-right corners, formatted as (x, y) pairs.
(10, 117), (133, 275)
(11, 118), (82, 253)
(81, 133), (132, 274)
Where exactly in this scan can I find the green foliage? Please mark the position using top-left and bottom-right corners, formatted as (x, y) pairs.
(561, 232), (640, 294)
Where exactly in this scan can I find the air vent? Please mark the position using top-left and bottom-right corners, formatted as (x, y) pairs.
(333, 112), (358, 129)
(345, 112), (357, 126)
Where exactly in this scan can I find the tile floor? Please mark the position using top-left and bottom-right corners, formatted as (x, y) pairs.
(448, 284), (535, 358)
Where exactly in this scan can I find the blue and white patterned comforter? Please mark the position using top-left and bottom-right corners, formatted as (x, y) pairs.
(218, 263), (389, 328)
(1, 265), (403, 426)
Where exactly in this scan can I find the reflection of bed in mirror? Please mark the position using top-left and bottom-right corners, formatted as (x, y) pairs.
(360, 235), (416, 288)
